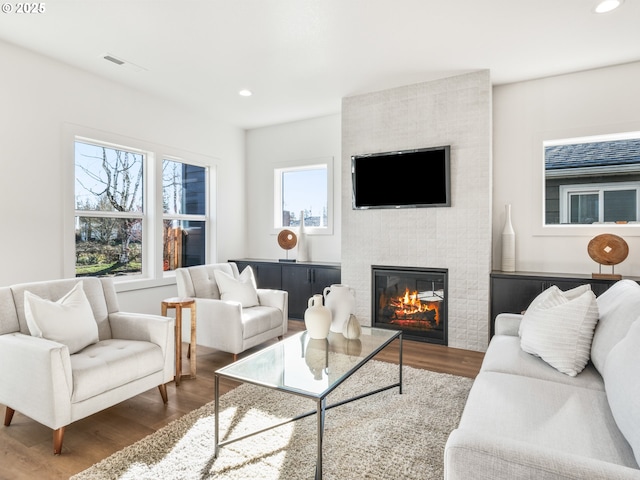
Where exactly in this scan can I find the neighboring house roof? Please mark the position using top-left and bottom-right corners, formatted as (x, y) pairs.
(545, 139), (640, 170)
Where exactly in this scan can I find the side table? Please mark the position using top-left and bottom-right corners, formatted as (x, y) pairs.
(161, 297), (197, 386)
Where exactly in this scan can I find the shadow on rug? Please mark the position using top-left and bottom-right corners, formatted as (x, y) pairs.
(71, 360), (472, 480)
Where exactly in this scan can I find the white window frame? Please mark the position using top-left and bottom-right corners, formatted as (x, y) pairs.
(272, 157), (334, 235)
(63, 125), (216, 291)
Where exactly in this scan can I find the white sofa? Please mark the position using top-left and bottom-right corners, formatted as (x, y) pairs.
(445, 279), (640, 480)
(176, 262), (288, 361)
(0, 277), (174, 454)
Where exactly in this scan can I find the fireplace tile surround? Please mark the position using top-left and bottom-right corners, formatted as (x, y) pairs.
(341, 70), (492, 352)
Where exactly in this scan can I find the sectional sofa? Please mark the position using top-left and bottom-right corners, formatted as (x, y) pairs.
(445, 279), (640, 479)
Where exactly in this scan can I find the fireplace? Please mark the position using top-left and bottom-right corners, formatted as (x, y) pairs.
(372, 265), (447, 345)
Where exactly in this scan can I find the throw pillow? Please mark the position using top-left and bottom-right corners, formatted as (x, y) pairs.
(518, 284), (591, 337)
(519, 285), (599, 376)
(24, 281), (99, 354)
(214, 266), (259, 307)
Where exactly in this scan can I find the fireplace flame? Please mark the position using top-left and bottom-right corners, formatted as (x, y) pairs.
(390, 288), (440, 325)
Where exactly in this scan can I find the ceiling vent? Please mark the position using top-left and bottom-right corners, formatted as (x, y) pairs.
(101, 53), (147, 72)
(103, 54), (125, 65)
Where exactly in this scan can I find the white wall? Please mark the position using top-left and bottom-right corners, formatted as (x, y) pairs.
(0, 40), (245, 314)
(493, 61), (640, 277)
(245, 114), (342, 262)
(342, 71), (493, 352)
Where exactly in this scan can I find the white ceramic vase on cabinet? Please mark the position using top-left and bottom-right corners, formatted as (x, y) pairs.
(297, 210), (309, 262)
(502, 204), (516, 272)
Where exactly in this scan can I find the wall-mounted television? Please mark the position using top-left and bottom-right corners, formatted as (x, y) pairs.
(351, 145), (451, 209)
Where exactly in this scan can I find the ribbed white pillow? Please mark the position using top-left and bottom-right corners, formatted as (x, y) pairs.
(24, 281), (99, 354)
(518, 284), (591, 337)
(520, 285), (599, 376)
(214, 266), (259, 307)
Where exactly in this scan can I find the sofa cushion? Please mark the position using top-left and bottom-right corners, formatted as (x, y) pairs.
(24, 282), (99, 354)
(214, 267), (259, 307)
(458, 371), (639, 469)
(482, 335), (604, 391)
(241, 306), (284, 338)
(520, 285), (598, 376)
(70, 339), (164, 403)
(603, 319), (640, 466)
(592, 279), (640, 374)
(0, 287), (19, 335)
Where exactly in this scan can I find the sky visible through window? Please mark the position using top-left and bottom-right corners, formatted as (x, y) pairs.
(282, 167), (327, 222)
(75, 141), (143, 212)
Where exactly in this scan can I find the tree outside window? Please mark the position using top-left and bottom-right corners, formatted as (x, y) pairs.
(75, 141), (144, 277)
(74, 139), (209, 278)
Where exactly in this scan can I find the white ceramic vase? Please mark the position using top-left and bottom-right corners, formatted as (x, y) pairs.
(502, 204), (516, 272)
(304, 294), (331, 339)
(324, 284), (356, 333)
(342, 313), (362, 339)
(297, 210), (309, 262)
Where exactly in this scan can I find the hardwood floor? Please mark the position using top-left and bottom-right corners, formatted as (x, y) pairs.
(0, 320), (484, 480)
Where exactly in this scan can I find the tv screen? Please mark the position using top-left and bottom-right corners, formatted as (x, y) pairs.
(351, 146), (451, 209)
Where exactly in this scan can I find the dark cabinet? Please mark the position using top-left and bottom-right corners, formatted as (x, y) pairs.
(282, 264), (342, 319)
(234, 260), (282, 290)
(229, 259), (341, 320)
(489, 271), (637, 338)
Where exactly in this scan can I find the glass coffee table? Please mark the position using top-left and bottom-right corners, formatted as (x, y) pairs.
(214, 327), (402, 479)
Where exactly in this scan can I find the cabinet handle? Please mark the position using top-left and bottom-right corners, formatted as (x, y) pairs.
(307, 268), (311, 283)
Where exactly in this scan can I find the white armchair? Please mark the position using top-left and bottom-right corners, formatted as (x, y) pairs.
(176, 263), (288, 361)
(0, 277), (174, 454)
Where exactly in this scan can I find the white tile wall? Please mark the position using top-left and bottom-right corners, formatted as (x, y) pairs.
(341, 71), (492, 352)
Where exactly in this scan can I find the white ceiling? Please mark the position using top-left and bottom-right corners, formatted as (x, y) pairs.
(1, 0), (639, 129)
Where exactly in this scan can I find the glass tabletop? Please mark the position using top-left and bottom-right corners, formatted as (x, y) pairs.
(215, 327), (401, 398)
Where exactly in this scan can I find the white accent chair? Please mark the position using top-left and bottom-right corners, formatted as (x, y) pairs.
(0, 277), (174, 454)
(176, 263), (288, 361)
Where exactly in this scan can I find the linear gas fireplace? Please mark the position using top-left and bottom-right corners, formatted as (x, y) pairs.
(372, 265), (447, 345)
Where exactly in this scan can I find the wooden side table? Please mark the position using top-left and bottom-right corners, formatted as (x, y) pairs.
(161, 297), (197, 386)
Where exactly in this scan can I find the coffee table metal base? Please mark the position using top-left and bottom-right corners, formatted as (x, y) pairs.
(213, 333), (402, 480)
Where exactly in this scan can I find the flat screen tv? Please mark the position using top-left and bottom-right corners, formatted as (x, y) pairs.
(351, 145), (451, 209)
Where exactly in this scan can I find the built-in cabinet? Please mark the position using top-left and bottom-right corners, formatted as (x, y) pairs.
(490, 271), (640, 338)
(230, 259), (341, 319)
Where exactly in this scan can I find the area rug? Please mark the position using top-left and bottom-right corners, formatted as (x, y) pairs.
(71, 360), (473, 480)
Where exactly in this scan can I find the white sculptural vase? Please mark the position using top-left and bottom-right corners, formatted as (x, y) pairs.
(324, 284), (356, 333)
(342, 313), (362, 340)
(297, 210), (309, 262)
(502, 204), (516, 272)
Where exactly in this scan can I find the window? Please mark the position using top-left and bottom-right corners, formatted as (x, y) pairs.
(544, 133), (640, 225)
(559, 183), (640, 224)
(162, 159), (207, 271)
(273, 159), (332, 233)
(75, 141), (145, 276)
(74, 136), (210, 279)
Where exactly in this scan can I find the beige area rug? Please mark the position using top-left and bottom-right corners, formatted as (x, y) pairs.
(71, 360), (473, 480)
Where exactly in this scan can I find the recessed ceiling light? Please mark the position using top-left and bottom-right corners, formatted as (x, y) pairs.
(593, 0), (623, 13)
(238, 89), (253, 97)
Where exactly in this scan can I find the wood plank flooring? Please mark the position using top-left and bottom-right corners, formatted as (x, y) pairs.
(0, 320), (484, 480)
